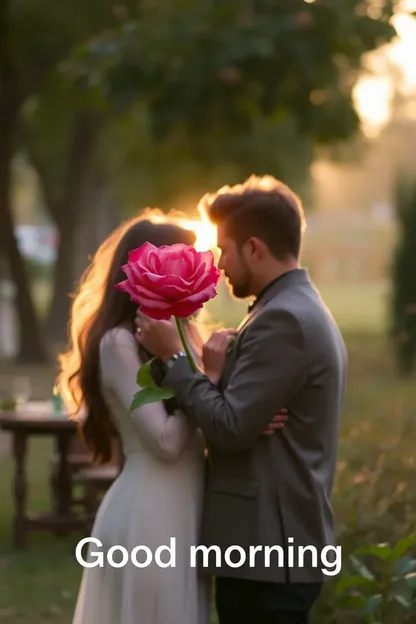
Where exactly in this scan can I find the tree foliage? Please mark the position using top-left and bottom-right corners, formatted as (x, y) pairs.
(67, 0), (397, 218)
(390, 177), (416, 375)
(76, 0), (397, 146)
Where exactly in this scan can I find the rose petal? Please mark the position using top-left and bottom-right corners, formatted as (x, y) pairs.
(195, 264), (221, 291)
(170, 300), (204, 318)
(178, 250), (215, 284)
(159, 256), (191, 278)
(185, 246), (199, 273)
(133, 295), (172, 310)
(186, 262), (207, 291)
(177, 282), (218, 305)
(156, 282), (193, 300)
(126, 261), (157, 287)
(115, 279), (136, 298)
(122, 264), (142, 286)
(141, 271), (191, 291)
(148, 251), (161, 273)
(128, 242), (155, 265)
(132, 284), (169, 303)
(199, 250), (215, 271)
(153, 245), (185, 269)
(139, 305), (173, 321)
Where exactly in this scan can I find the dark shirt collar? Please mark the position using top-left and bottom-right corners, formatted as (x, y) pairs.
(247, 269), (300, 313)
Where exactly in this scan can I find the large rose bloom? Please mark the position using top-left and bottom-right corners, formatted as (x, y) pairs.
(115, 242), (221, 320)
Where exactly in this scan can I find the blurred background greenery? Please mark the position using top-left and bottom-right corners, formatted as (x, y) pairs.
(1, 0), (416, 622)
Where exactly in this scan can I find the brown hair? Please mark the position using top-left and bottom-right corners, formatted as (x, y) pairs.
(199, 175), (306, 259)
(56, 215), (196, 465)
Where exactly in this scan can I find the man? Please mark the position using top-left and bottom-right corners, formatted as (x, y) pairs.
(136, 175), (348, 624)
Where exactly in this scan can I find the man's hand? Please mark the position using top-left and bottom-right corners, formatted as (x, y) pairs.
(261, 408), (288, 435)
(203, 329), (237, 384)
(135, 311), (182, 360)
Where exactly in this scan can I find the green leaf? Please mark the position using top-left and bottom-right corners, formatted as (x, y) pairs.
(354, 543), (391, 561)
(129, 386), (176, 413)
(405, 573), (416, 605)
(391, 534), (416, 561)
(336, 575), (381, 595)
(365, 594), (382, 616)
(335, 594), (368, 610)
(393, 593), (411, 609)
(350, 555), (376, 580)
(395, 557), (416, 577)
(137, 358), (157, 388)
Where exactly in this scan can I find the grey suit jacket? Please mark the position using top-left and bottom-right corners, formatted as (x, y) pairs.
(163, 269), (348, 583)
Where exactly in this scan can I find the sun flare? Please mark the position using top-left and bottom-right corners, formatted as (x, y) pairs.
(140, 208), (218, 252)
(353, 7), (416, 136)
(179, 218), (218, 252)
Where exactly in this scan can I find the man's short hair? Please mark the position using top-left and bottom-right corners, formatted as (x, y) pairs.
(199, 175), (306, 260)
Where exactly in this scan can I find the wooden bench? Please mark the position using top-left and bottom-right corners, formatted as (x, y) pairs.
(74, 464), (120, 516)
(50, 434), (123, 520)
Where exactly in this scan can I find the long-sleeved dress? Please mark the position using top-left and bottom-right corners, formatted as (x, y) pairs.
(72, 326), (210, 624)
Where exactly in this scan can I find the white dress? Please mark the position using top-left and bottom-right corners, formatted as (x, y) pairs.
(72, 326), (211, 624)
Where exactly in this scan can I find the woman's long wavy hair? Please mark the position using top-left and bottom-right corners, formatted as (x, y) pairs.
(56, 215), (198, 465)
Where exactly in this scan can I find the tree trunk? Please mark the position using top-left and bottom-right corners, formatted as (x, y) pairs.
(46, 218), (77, 346)
(72, 173), (120, 281)
(0, 5), (47, 363)
(45, 111), (103, 346)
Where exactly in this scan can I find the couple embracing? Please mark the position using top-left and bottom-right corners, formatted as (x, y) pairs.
(58, 175), (347, 624)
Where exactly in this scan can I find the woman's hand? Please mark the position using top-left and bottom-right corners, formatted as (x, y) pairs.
(261, 409), (288, 435)
(203, 329), (237, 384)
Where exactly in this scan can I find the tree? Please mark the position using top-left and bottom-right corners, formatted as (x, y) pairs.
(88, 0), (396, 147)
(0, 0), (46, 361)
(390, 178), (416, 375)
(22, 84), (105, 343)
(74, 0), (397, 216)
(100, 102), (315, 217)
(0, 0), (136, 358)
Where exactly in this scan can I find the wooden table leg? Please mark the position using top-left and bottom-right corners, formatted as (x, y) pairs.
(12, 432), (27, 550)
(56, 433), (73, 517)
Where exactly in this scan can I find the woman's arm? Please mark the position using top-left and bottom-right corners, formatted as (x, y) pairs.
(100, 328), (196, 463)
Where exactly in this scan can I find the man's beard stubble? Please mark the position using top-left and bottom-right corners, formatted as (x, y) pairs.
(231, 281), (251, 299)
(225, 253), (252, 300)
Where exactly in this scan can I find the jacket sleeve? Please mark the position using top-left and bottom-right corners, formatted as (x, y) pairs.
(162, 308), (308, 451)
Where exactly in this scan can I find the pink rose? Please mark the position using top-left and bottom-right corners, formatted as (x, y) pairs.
(115, 242), (221, 320)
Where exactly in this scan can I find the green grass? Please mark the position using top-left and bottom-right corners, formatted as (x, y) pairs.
(1, 329), (416, 622)
(0, 438), (83, 622)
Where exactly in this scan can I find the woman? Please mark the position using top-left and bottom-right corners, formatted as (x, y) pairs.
(57, 216), (211, 624)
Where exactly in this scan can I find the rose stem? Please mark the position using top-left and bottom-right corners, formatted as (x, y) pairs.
(175, 317), (197, 372)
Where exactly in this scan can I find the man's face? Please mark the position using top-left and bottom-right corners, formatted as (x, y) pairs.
(216, 224), (253, 299)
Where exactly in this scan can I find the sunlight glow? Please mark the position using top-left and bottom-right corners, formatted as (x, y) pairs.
(139, 207), (218, 252)
(353, 8), (416, 136)
(353, 76), (394, 136)
(389, 13), (416, 89)
(180, 218), (218, 252)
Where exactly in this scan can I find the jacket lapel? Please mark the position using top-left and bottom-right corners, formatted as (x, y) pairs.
(237, 269), (311, 334)
(218, 269), (311, 390)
